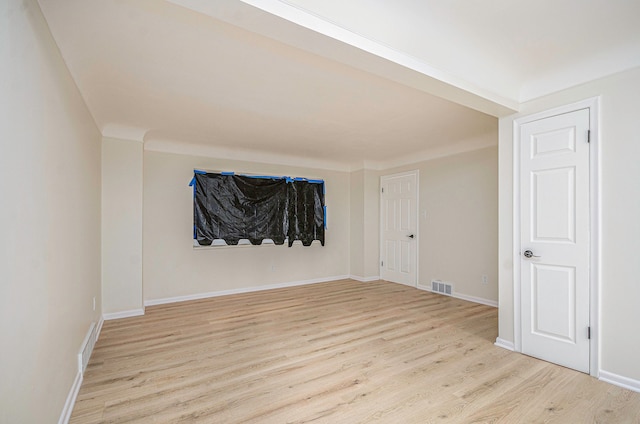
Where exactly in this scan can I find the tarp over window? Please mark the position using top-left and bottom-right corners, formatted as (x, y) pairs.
(287, 179), (325, 247)
(191, 172), (325, 247)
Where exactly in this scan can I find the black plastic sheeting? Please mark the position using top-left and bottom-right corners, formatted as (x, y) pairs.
(192, 172), (325, 247)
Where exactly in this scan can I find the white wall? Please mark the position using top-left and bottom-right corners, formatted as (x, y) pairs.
(142, 150), (350, 302)
(0, 1), (102, 422)
(102, 138), (144, 316)
(383, 146), (499, 303)
(498, 67), (640, 382)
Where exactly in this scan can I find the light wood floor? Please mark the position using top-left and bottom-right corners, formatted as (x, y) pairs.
(71, 280), (640, 423)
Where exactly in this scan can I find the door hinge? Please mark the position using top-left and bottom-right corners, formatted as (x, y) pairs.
(381, 187), (384, 193)
(587, 130), (591, 143)
(588, 327), (591, 339)
(381, 261), (384, 267)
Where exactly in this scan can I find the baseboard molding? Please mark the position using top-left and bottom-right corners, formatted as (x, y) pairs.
(144, 275), (351, 307)
(58, 371), (82, 424)
(599, 370), (640, 393)
(59, 317), (105, 423)
(102, 308), (145, 321)
(452, 292), (498, 308)
(95, 317), (104, 341)
(416, 284), (498, 308)
(349, 275), (380, 282)
(494, 337), (515, 351)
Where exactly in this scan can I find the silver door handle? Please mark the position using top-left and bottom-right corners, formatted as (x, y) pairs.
(523, 250), (540, 258)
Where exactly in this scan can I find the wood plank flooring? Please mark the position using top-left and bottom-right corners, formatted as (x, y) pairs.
(70, 280), (640, 423)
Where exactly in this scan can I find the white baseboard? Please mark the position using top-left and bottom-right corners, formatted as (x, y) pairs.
(95, 317), (104, 341)
(61, 316), (105, 424)
(416, 285), (498, 308)
(144, 275), (351, 307)
(599, 370), (640, 393)
(452, 292), (498, 308)
(494, 337), (515, 351)
(58, 371), (82, 424)
(349, 275), (380, 282)
(102, 308), (145, 321)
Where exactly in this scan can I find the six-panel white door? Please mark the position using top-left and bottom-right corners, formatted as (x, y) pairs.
(380, 171), (418, 286)
(520, 108), (590, 373)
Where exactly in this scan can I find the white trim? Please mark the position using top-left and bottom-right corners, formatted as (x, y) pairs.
(146, 134), (499, 174)
(101, 125), (146, 143)
(349, 275), (380, 282)
(57, 371), (82, 424)
(60, 317), (105, 423)
(494, 338), (515, 351)
(512, 97), (600, 376)
(451, 292), (498, 308)
(144, 275), (350, 307)
(95, 317), (104, 342)
(512, 107), (522, 353)
(102, 308), (145, 321)
(588, 98), (602, 378)
(379, 170), (419, 288)
(417, 285), (498, 308)
(599, 371), (640, 393)
(144, 138), (348, 172)
(375, 141), (497, 171)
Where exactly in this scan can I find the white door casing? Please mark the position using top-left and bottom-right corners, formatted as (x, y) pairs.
(380, 171), (418, 286)
(519, 108), (591, 373)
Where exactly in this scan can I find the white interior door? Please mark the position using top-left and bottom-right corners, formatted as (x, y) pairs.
(380, 171), (418, 286)
(520, 108), (590, 373)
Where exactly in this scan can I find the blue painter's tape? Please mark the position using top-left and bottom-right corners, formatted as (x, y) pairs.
(323, 206), (327, 229)
(221, 171), (235, 176)
(189, 176), (197, 198)
(194, 169), (207, 175)
(245, 175), (284, 180)
(285, 176), (294, 183)
(307, 179), (324, 184)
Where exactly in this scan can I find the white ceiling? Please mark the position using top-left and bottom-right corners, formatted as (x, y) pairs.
(37, 0), (640, 170)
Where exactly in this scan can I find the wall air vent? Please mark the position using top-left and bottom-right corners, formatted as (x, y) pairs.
(78, 322), (97, 374)
(431, 279), (453, 296)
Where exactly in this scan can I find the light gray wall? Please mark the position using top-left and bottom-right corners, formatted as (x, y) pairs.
(142, 150), (351, 302)
(498, 66), (640, 382)
(102, 138), (144, 315)
(362, 170), (381, 278)
(349, 170), (365, 278)
(0, 1), (102, 422)
(381, 146), (499, 303)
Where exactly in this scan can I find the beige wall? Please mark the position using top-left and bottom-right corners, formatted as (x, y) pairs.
(142, 147), (497, 301)
(383, 146), (499, 303)
(143, 150), (350, 302)
(0, 1), (102, 422)
(362, 170), (381, 278)
(349, 169), (379, 280)
(349, 170), (365, 277)
(102, 138), (144, 315)
(498, 67), (640, 381)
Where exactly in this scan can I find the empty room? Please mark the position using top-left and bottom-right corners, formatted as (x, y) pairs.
(2, 0), (640, 423)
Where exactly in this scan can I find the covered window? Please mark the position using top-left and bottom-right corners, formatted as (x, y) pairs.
(190, 171), (325, 247)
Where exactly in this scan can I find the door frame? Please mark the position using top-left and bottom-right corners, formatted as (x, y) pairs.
(512, 97), (600, 377)
(379, 170), (419, 287)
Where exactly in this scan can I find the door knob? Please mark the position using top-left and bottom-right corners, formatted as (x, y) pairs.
(523, 250), (540, 258)
(408, 234), (415, 239)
